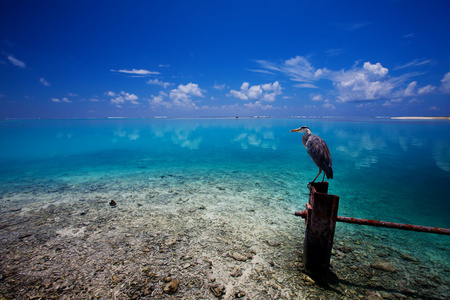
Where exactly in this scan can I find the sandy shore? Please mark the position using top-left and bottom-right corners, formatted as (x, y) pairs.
(1, 172), (449, 299)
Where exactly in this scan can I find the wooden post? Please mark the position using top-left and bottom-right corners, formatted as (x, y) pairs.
(303, 182), (340, 282)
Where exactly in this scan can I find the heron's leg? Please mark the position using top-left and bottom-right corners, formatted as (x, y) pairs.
(311, 168), (322, 183)
(321, 172), (326, 182)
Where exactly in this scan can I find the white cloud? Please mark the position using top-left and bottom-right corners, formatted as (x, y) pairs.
(257, 55), (447, 104)
(123, 92), (138, 102)
(403, 81), (417, 97)
(148, 84), (205, 109)
(228, 81), (282, 102)
(228, 82), (250, 100)
(382, 98), (403, 107)
(149, 91), (172, 108)
(418, 85), (436, 95)
(408, 98), (421, 104)
(169, 83), (204, 108)
(394, 59), (433, 70)
(213, 83), (227, 90)
(310, 94), (324, 101)
(243, 101), (274, 110)
(294, 83), (318, 88)
(39, 77), (50, 86)
(331, 62), (394, 103)
(363, 62), (388, 77)
(175, 83), (204, 96)
(323, 103), (336, 109)
(51, 97), (71, 103)
(111, 96), (124, 105)
(107, 91), (139, 106)
(111, 68), (160, 75)
(147, 78), (173, 88)
(439, 72), (450, 93)
(7, 54), (26, 68)
(335, 71), (393, 103)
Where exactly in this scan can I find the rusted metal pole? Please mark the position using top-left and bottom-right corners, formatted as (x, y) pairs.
(302, 182), (340, 283)
(295, 211), (450, 235)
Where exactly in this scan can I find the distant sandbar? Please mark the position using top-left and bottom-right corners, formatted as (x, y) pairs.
(391, 116), (450, 120)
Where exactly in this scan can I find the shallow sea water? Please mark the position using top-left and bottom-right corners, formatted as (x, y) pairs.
(0, 118), (449, 299)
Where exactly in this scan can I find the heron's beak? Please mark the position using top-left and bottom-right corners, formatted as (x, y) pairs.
(290, 128), (301, 132)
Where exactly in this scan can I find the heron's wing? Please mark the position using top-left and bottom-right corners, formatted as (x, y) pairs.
(306, 135), (333, 179)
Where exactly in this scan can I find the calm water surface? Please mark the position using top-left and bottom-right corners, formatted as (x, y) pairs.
(1, 118), (449, 254)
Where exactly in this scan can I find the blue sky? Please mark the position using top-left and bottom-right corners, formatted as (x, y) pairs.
(1, 0), (450, 119)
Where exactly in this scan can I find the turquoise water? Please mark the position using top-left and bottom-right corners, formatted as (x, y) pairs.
(1, 118), (449, 263)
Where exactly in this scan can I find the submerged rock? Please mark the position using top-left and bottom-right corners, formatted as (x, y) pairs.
(229, 252), (248, 262)
(371, 261), (396, 273)
(109, 200), (117, 207)
(230, 268), (243, 277)
(234, 289), (246, 298)
(266, 240), (281, 247)
(163, 279), (179, 294)
(210, 284), (226, 297)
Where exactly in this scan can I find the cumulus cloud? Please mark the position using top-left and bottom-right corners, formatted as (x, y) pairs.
(310, 94), (324, 101)
(149, 91), (171, 108)
(147, 83), (205, 109)
(51, 97), (71, 103)
(335, 62), (394, 103)
(255, 57), (398, 102)
(39, 78), (50, 86)
(255, 55), (447, 105)
(243, 101), (275, 110)
(323, 102), (336, 109)
(393, 80), (436, 98)
(363, 62), (388, 77)
(111, 68), (160, 76)
(147, 78), (173, 88)
(228, 81), (282, 102)
(7, 54), (26, 68)
(169, 83), (204, 108)
(107, 91), (139, 106)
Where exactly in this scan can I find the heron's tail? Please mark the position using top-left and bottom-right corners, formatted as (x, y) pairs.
(324, 166), (333, 179)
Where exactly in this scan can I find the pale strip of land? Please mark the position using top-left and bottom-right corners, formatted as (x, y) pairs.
(391, 116), (450, 120)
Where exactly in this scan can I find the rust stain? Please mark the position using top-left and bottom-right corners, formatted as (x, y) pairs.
(295, 210), (450, 236)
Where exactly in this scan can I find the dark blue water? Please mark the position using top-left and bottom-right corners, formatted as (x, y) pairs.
(1, 118), (449, 265)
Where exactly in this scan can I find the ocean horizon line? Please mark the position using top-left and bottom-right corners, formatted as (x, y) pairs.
(2, 115), (449, 122)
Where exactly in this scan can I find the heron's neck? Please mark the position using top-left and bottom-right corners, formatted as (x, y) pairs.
(302, 132), (311, 148)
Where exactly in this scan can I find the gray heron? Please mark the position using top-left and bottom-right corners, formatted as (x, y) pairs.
(290, 126), (333, 183)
